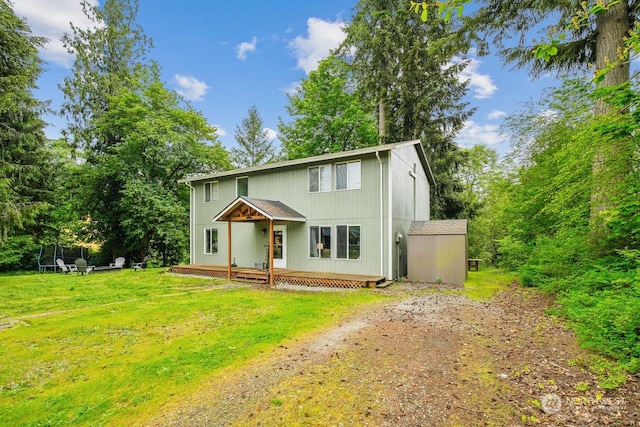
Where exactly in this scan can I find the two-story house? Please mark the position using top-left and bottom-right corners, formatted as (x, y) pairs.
(177, 139), (434, 285)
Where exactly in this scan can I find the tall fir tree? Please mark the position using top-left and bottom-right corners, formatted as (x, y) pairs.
(340, 0), (474, 218)
(231, 105), (277, 168)
(0, 0), (51, 244)
(60, 0), (152, 156)
(456, 0), (637, 246)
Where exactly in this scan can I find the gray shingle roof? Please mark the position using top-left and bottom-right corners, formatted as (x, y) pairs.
(212, 196), (306, 222)
(242, 197), (306, 221)
(408, 220), (467, 235)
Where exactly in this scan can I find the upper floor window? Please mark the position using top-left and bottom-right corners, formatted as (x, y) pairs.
(204, 181), (218, 203)
(336, 161), (361, 190)
(308, 165), (331, 193)
(236, 176), (248, 197)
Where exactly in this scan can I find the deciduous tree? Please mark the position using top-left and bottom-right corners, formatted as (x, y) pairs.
(59, 0), (230, 263)
(279, 54), (378, 159)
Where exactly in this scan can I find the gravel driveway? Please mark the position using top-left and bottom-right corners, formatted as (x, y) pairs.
(144, 283), (639, 426)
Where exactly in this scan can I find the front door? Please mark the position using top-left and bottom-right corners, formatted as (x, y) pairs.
(273, 225), (287, 269)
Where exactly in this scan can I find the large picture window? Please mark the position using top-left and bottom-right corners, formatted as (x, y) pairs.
(204, 181), (218, 203)
(236, 177), (248, 197)
(336, 161), (361, 190)
(336, 225), (360, 260)
(309, 226), (331, 258)
(308, 165), (331, 192)
(204, 228), (218, 254)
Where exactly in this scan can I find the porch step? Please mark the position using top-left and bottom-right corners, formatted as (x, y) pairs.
(235, 271), (268, 283)
(376, 280), (394, 288)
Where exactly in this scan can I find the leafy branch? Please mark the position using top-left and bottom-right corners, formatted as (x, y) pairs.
(409, 0), (470, 22)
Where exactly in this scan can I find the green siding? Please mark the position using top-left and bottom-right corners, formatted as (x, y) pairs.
(187, 142), (430, 279)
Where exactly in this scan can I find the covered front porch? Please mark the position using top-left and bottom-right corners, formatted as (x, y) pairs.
(170, 264), (387, 289)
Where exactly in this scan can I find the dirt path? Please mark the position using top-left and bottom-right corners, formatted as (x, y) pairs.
(144, 284), (639, 426)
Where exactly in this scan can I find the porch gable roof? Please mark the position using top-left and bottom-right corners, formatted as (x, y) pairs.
(212, 196), (306, 223)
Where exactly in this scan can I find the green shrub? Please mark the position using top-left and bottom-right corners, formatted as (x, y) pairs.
(556, 262), (640, 365)
(0, 235), (39, 272)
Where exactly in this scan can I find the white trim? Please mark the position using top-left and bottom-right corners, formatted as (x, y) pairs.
(335, 160), (361, 191)
(185, 181), (195, 264)
(203, 180), (219, 203)
(204, 227), (219, 255)
(273, 225), (287, 269)
(180, 139), (433, 185)
(387, 151), (393, 279)
(236, 176), (249, 197)
(308, 225), (332, 259)
(376, 152), (384, 277)
(336, 224), (361, 261)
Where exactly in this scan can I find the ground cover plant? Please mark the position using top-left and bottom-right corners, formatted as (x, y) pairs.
(0, 270), (388, 426)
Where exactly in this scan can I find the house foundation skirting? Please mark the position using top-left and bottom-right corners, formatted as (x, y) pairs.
(170, 264), (385, 289)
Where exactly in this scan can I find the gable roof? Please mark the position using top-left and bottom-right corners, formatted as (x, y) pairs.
(180, 139), (435, 185)
(408, 220), (468, 235)
(212, 196), (306, 222)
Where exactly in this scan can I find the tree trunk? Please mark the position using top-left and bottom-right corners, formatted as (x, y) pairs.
(378, 97), (386, 145)
(590, 0), (631, 246)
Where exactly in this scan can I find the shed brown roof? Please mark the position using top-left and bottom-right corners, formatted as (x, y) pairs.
(408, 219), (467, 235)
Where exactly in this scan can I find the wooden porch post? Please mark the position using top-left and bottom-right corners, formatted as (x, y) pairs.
(269, 220), (274, 285)
(227, 220), (232, 280)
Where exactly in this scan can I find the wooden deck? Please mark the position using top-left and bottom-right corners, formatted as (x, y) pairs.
(170, 264), (386, 289)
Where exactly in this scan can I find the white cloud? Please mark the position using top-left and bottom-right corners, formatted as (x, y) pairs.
(264, 128), (278, 141)
(281, 81), (300, 96)
(236, 37), (257, 60)
(214, 125), (228, 138)
(454, 56), (497, 99)
(455, 120), (507, 148)
(174, 74), (209, 102)
(15, 0), (99, 68)
(289, 18), (345, 74)
(488, 110), (507, 120)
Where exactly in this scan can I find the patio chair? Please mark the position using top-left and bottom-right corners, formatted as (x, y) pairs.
(56, 258), (70, 274)
(132, 255), (149, 271)
(110, 257), (125, 269)
(56, 258), (78, 274)
(75, 258), (94, 275)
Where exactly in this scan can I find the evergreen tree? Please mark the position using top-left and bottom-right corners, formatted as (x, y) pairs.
(0, 0), (51, 244)
(60, 0), (152, 155)
(339, 0), (474, 218)
(231, 105), (277, 168)
(456, 0), (637, 244)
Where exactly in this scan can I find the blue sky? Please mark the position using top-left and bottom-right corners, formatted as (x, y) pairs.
(17, 0), (558, 154)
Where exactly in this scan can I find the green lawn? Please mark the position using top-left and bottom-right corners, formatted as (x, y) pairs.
(0, 270), (388, 426)
(461, 269), (518, 301)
